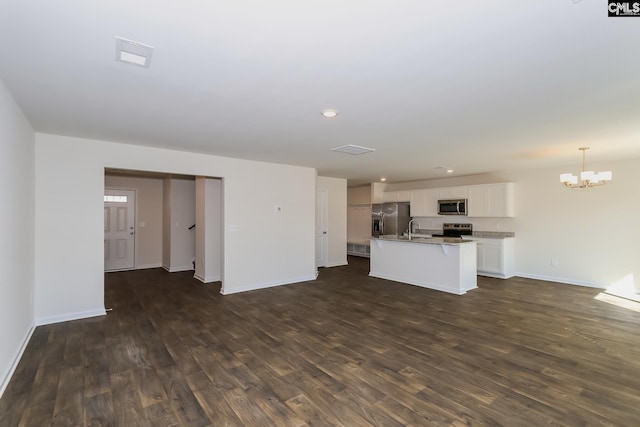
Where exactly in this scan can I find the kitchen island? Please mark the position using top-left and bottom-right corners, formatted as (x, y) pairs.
(370, 236), (477, 295)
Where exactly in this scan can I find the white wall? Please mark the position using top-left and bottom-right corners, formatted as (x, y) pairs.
(348, 185), (371, 205)
(164, 177), (196, 272)
(195, 177), (222, 283)
(504, 159), (639, 291)
(385, 158), (640, 291)
(0, 79), (35, 397)
(104, 174), (163, 269)
(317, 176), (348, 268)
(34, 134), (317, 323)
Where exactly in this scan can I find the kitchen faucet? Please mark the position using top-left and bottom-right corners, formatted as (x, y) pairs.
(408, 219), (421, 240)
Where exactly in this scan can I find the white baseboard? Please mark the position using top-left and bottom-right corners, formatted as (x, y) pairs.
(221, 275), (316, 295)
(325, 260), (348, 268)
(0, 323), (35, 399)
(193, 273), (221, 284)
(162, 265), (194, 273)
(515, 272), (605, 289)
(35, 308), (107, 326)
(369, 271), (470, 295)
(106, 263), (163, 273)
(134, 263), (162, 270)
(478, 272), (513, 279)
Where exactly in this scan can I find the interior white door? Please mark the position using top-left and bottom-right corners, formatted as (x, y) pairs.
(316, 190), (328, 268)
(104, 189), (135, 271)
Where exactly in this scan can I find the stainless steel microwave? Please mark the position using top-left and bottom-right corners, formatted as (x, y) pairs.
(438, 199), (467, 215)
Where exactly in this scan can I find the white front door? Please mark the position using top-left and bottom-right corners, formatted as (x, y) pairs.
(316, 190), (328, 268)
(104, 189), (135, 271)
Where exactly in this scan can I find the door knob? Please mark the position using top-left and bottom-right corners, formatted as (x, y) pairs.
(129, 231), (134, 235)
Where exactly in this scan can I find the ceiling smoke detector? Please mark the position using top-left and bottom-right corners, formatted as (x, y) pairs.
(330, 144), (375, 155)
(115, 37), (154, 68)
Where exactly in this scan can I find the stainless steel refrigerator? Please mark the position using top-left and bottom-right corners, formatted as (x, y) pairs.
(371, 202), (411, 237)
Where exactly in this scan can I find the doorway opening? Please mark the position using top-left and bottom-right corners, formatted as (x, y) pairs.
(104, 169), (224, 287)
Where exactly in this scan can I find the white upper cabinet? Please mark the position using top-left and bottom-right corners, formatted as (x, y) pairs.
(467, 183), (515, 217)
(381, 191), (396, 203)
(382, 190), (411, 203)
(394, 190), (411, 203)
(437, 186), (468, 200)
(375, 182), (515, 217)
(371, 182), (386, 204)
(409, 189), (439, 217)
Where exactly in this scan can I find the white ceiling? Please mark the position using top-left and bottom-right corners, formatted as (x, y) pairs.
(1, 1), (639, 185)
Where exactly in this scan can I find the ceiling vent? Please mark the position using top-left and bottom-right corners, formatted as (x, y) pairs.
(330, 144), (375, 155)
(115, 37), (154, 68)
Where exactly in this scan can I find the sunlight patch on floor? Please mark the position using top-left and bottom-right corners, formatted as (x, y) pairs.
(595, 293), (640, 312)
(607, 274), (638, 298)
(593, 274), (640, 311)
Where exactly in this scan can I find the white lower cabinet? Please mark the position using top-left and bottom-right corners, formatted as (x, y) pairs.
(472, 237), (514, 279)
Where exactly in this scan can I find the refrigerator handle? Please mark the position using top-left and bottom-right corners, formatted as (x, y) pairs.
(380, 213), (384, 235)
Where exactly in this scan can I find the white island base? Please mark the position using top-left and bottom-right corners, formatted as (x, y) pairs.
(369, 238), (477, 295)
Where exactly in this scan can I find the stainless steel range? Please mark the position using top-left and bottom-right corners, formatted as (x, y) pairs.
(432, 223), (472, 238)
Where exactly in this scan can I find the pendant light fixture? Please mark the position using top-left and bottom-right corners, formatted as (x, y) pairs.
(560, 147), (612, 188)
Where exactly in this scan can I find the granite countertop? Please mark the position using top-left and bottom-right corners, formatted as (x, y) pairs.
(472, 231), (515, 238)
(371, 236), (476, 246)
(416, 229), (515, 239)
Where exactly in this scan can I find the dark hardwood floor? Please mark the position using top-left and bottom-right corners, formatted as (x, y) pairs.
(2, 256), (640, 426)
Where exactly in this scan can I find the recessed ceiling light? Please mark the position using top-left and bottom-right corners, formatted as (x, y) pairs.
(321, 109), (338, 119)
(115, 36), (154, 68)
(380, 177), (387, 182)
(435, 166), (454, 173)
(330, 144), (375, 155)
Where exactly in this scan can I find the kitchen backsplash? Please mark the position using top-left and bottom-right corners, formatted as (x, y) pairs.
(412, 216), (515, 234)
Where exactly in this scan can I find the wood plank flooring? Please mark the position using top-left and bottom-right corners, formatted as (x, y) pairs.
(2, 256), (640, 426)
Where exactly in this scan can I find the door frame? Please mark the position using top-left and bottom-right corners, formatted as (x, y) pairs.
(104, 187), (137, 272)
(316, 189), (329, 268)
